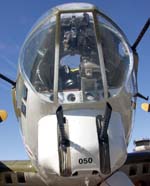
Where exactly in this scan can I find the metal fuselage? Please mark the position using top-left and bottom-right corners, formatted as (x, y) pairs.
(13, 3), (138, 186)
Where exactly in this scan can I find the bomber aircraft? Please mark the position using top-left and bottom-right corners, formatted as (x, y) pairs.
(0, 3), (150, 186)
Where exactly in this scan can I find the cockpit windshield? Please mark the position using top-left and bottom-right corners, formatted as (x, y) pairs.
(58, 12), (103, 103)
(98, 18), (130, 89)
(21, 17), (56, 93)
(20, 4), (132, 104)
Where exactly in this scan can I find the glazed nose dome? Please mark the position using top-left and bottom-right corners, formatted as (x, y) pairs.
(19, 3), (133, 103)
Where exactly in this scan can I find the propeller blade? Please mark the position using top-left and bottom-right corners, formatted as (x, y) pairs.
(0, 110), (8, 123)
(141, 103), (150, 112)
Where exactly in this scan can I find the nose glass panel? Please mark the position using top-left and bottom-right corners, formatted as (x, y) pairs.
(58, 12), (103, 103)
(21, 17), (56, 95)
(20, 8), (132, 104)
(97, 16), (131, 95)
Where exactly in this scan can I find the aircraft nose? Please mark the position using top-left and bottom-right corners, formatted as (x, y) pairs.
(37, 108), (127, 177)
(38, 115), (60, 175)
(38, 113), (100, 176)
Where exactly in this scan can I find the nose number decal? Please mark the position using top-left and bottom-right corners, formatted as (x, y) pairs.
(78, 157), (93, 164)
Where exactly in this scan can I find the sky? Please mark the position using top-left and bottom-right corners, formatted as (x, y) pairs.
(0, 0), (149, 160)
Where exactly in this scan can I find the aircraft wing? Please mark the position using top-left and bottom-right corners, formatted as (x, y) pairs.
(121, 151), (150, 185)
(0, 160), (46, 186)
(0, 152), (149, 186)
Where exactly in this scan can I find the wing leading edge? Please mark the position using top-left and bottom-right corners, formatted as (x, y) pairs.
(0, 153), (149, 186)
(0, 160), (46, 186)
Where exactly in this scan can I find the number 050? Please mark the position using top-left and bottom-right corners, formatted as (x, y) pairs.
(78, 157), (93, 164)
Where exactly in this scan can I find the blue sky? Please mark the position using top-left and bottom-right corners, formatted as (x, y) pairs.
(0, 0), (149, 160)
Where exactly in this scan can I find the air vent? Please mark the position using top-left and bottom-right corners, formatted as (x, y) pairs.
(142, 164), (149, 174)
(129, 166), (137, 176)
(92, 170), (99, 175)
(21, 102), (26, 116)
(5, 174), (12, 184)
(23, 85), (28, 101)
(72, 171), (78, 176)
(17, 172), (26, 183)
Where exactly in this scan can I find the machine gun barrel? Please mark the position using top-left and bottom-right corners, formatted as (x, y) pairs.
(0, 73), (16, 86)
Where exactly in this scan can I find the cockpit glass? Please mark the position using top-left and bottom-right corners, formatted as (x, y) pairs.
(20, 17), (55, 95)
(58, 12), (103, 103)
(97, 16), (130, 92)
(20, 7), (132, 104)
